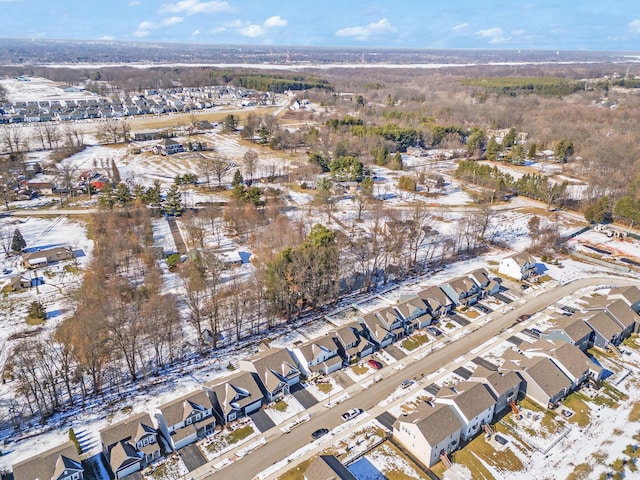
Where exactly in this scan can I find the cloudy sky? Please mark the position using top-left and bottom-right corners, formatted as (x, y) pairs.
(2, 0), (640, 50)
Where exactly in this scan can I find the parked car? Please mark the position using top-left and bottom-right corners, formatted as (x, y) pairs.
(427, 326), (442, 336)
(367, 359), (383, 370)
(516, 314), (531, 323)
(341, 408), (361, 422)
(400, 379), (414, 389)
(530, 328), (542, 336)
(311, 428), (329, 440)
(520, 284), (530, 290)
(495, 434), (508, 446)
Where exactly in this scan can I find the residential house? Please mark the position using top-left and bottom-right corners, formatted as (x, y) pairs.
(332, 321), (374, 364)
(584, 298), (638, 338)
(155, 389), (216, 451)
(435, 381), (496, 440)
(521, 339), (597, 387)
(607, 286), (640, 313)
(206, 371), (264, 424)
(583, 311), (628, 349)
(99, 412), (161, 480)
(440, 276), (481, 306)
(467, 268), (501, 298)
(303, 455), (357, 480)
(292, 335), (342, 377)
(2, 274), (32, 292)
(395, 295), (433, 330)
(12, 441), (84, 480)
(376, 306), (406, 339)
(470, 367), (522, 415)
(359, 312), (394, 348)
(541, 315), (593, 351)
(20, 246), (73, 269)
(239, 346), (301, 402)
(153, 138), (184, 155)
(498, 252), (537, 281)
(393, 402), (463, 467)
(500, 350), (572, 409)
(416, 286), (454, 318)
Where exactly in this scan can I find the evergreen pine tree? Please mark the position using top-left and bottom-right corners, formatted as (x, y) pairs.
(11, 228), (26, 252)
(163, 184), (184, 216)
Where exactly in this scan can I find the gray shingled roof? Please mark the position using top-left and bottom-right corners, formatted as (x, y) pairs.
(397, 402), (463, 447)
(524, 357), (572, 397)
(548, 316), (593, 342)
(13, 441), (82, 480)
(207, 371), (264, 415)
(584, 311), (623, 340)
(100, 412), (156, 451)
(436, 381), (496, 421)
(395, 295), (428, 320)
(417, 286), (452, 310)
(157, 389), (213, 428)
(304, 455), (357, 480)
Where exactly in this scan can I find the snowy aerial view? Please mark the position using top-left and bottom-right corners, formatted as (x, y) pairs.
(2, 4), (640, 479)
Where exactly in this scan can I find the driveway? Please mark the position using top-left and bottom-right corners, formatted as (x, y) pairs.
(331, 369), (355, 389)
(376, 411), (397, 430)
(384, 344), (407, 360)
(249, 408), (276, 432)
(494, 292), (513, 304)
(179, 443), (207, 472)
(291, 383), (318, 409)
(448, 313), (470, 327)
(122, 472), (143, 480)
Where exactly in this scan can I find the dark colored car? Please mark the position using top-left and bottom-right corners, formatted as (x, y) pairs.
(530, 328), (542, 336)
(495, 434), (508, 446)
(311, 428), (329, 440)
(427, 326), (442, 336)
(516, 314), (531, 322)
(367, 359), (383, 370)
(521, 284), (530, 290)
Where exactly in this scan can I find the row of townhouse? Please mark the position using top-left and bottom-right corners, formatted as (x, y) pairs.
(11, 342), (301, 480)
(292, 267), (503, 377)
(393, 285), (640, 469)
(0, 85), (271, 124)
(394, 336), (605, 467)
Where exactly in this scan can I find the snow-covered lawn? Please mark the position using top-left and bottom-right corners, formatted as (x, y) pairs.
(264, 395), (306, 424)
(305, 377), (344, 402)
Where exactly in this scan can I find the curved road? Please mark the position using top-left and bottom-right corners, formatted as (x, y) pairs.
(186, 275), (639, 480)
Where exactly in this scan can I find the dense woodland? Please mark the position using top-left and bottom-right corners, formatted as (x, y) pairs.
(4, 60), (640, 427)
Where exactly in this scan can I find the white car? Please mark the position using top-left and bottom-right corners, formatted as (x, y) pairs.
(341, 408), (361, 422)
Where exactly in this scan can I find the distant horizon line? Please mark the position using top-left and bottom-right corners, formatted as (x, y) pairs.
(2, 36), (640, 54)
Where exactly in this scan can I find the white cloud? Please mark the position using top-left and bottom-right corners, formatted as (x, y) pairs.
(133, 16), (183, 37)
(630, 19), (640, 34)
(238, 24), (266, 37)
(335, 18), (396, 41)
(160, 16), (184, 26)
(100, 35), (114, 40)
(0, 0), (20, 3)
(264, 15), (287, 28)
(452, 22), (469, 32)
(511, 29), (525, 36)
(160, 0), (230, 15)
(208, 26), (226, 34)
(128, 1), (141, 6)
(192, 29), (200, 36)
(476, 27), (511, 44)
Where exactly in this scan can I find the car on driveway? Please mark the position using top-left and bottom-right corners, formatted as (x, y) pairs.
(427, 326), (442, 336)
(311, 428), (329, 440)
(516, 314), (531, 323)
(530, 328), (542, 336)
(341, 408), (361, 422)
(367, 359), (383, 370)
(521, 284), (530, 290)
